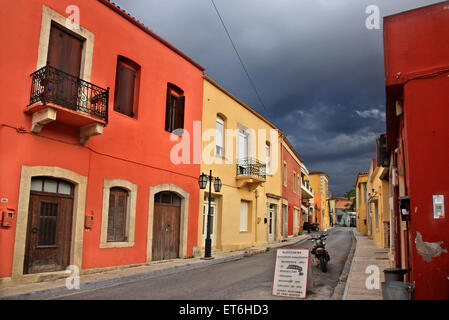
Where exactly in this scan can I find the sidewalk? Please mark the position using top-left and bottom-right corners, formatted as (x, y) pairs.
(343, 229), (392, 300)
(0, 233), (310, 300)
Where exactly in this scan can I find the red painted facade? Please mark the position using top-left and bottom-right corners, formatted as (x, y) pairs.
(0, 0), (204, 278)
(384, 2), (449, 299)
(281, 142), (302, 236)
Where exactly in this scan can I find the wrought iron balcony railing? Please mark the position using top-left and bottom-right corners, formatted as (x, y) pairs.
(236, 158), (266, 180)
(29, 65), (109, 123)
(302, 180), (313, 193)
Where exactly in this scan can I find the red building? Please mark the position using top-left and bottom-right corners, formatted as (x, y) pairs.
(0, 0), (204, 284)
(383, 1), (449, 299)
(281, 138), (303, 238)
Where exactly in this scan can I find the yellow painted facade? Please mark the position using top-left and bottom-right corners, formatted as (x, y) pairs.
(367, 162), (391, 249)
(355, 172), (368, 235)
(309, 172), (330, 230)
(198, 77), (283, 253)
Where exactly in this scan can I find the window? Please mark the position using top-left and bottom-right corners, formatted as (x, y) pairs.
(297, 176), (301, 195)
(358, 184), (362, 207)
(165, 83), (185, 134)
(375, 201), (379, 231)
(283, 163), (287, 187)
(114, 56), (140, 117)
(155, 191), (181, 205)
(363, 183), (367, 204)
(265, 143), (271, 175)
(216, 117), (224, 157)
(240, 201), (249, 232)
(107, 187), (129, 242)
(293, 172), (296, 193)
(30, 177), (73, 195)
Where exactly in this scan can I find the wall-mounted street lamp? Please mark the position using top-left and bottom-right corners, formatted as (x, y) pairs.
(198, 170), (222, 259)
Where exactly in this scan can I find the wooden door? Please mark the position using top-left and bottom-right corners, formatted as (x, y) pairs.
(268, 205), (275, 242)
(152, 202), (181, 261)
(47, 24), (83, 109)
(24, 193), (73, 274)
(282, 205), (288, 239)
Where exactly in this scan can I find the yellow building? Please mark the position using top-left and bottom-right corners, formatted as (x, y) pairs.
(309, 171), (330, 230)
(198, 76), (283, 253)
(355, 172), (368, 235)
(367, 159), (391, 249)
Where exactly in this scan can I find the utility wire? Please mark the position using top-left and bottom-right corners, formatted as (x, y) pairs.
(210, 0), (270, 116)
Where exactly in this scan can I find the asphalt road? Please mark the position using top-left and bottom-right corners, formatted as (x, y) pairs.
(54, 227), (354, 300)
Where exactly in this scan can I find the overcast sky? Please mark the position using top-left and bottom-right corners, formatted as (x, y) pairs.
(111, 0), (441, 196)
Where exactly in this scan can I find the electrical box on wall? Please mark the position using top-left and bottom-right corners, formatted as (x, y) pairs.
(1, 208), (15, 228)
(433, 195), (445, 219)
(84, 214), (94, 229)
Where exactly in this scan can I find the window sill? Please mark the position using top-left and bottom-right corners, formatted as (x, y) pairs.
(113, 109), (138, 120)
(100, 241), (135, 249)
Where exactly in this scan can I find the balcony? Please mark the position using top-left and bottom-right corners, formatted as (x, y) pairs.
(301, 180), (314, 199)
(26, 65), (109, 144)
(236, 158), (266, 189)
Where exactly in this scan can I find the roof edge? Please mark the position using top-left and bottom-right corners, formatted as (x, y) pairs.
(98, 0), (205, 71)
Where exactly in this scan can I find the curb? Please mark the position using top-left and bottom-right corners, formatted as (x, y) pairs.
(342, 229), (358, 300)
(329, 228), (356, 300)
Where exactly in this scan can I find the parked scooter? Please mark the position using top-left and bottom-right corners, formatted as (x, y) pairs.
(310, 229), (330, 272)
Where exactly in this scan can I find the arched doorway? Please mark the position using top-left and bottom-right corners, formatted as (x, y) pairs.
(152, 191), (181, 261)
(24, 177), (74, 274)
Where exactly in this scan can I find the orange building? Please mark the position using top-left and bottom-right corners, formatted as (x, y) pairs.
(0, 0), (204, 285)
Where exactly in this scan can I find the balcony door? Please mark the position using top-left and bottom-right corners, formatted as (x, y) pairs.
(47, 24), (84, 110)
(237, 128), (249, 175)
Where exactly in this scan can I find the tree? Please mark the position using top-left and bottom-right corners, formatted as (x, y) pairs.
(344, 187), (356, 211)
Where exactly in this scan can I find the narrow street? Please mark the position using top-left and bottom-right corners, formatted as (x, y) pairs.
(47, 227), (353, 300)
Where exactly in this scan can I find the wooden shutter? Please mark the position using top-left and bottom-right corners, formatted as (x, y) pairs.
(107, 192), (116, 242)
(48, 24), (82, 77)
(165, 86), (185, 133)
(165, 88), (172, 131)
(107, 188), (128, 242)
(174, 96), (185, 131)
(114, 62), (135, 117)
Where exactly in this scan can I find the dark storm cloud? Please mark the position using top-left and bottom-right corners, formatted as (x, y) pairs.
(111, 0), (442, 195)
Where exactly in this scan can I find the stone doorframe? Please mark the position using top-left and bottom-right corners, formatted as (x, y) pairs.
(12, 166), (87, 283)
(146, 184), (189, 262)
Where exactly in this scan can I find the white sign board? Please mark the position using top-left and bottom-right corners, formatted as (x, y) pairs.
(272, 248), (310, 299)
(433, 195), (445, 219)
